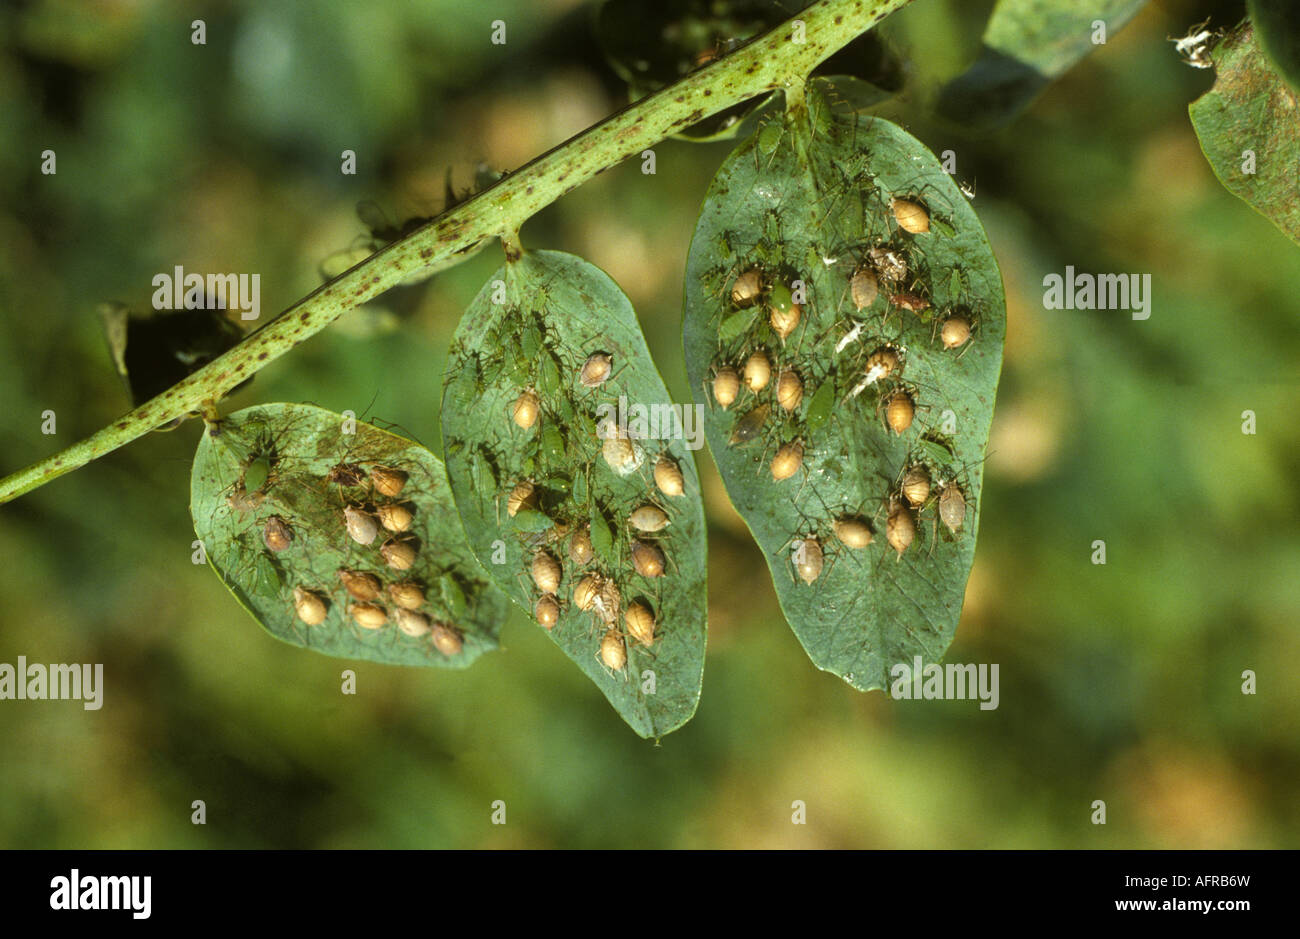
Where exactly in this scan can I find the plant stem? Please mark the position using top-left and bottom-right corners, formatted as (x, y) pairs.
(0, 0), (910, 505)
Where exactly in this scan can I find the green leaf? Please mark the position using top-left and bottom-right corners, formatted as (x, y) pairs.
(1190, 22), (1300, 245)
(191, 403), (508, 667)
(683, 82), (1005, 691)
(937, 0), (1147, 129)
(441, 249), (708, 738)
(1249, 0), (1300, 92)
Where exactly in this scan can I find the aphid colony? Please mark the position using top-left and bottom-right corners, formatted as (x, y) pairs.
(216, 429), (473, 658)
(701, 177), (977, 586)
(462, 305), (691, 676)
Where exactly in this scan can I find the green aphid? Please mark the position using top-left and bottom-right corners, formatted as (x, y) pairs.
(590, 506), (614, 559)
(243, 454), (272, 494)
(540, 424), (566, 464)
(542, 473), (571, 495)
(440, 573), (468, 620)
(521, 322), (544, 360)
(757, 121), (783, 155)
(536, 350), (562, 398)
(768, 284), (793, 314)
(932, 217), (955, 237)
(572, 469), (590, 506)
(719, 308), (758, 343)
(512, 508), (554, 533)
(468, 446), (497, 495)
(804, 381), (835, 435)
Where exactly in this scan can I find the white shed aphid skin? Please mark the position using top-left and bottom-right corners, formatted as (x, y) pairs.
(1171, 19), (1215, 69)
(847, 344), (903, 399)
(835, 321), (865, 355)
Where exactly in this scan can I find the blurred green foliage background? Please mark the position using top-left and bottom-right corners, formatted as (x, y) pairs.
(0, 0), (1296, 848)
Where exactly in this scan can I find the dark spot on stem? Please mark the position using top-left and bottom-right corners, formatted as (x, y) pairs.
(257, 352), (268, 361)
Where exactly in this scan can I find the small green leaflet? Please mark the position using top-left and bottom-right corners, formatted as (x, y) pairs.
(191, 403), (508, 667)
(441, 249), (707, 739)
(1190, 21), (1300, 245)
(683, 81), (1006, 691)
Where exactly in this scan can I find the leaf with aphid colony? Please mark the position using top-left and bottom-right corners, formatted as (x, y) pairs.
(191, 403), (508, 669)
(683, 80), (1005, 692)
(441, 249), (707, 738)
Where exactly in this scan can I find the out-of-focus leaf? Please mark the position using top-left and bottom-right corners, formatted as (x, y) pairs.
(1190, 22), (1300, 245)
(96, 299), (250, 429)
(683, 83), (1005, 691)
(937, 0), (1147, 130)
(1247, 0), (1300, 93)
(441, 249), (708, 738)
(192, 403), (508, 668)
(593, 0), (900, 141)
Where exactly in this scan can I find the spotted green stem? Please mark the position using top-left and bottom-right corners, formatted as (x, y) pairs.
(0, 0), (912, 505)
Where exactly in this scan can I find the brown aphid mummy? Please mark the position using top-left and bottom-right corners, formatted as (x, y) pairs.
(343, 504), (379, 545)
(743, 351), (771, 392)
(890, 292), (930, 313)
(833, 518), (873, 549)
(901, 465), (931, 508)
(599, 629), (627, 672)
(770, 301), (801, 342)
(339, 569), (383, 602)
(535, 593), (560, 630)
(376, 502), (414, 532)
(712, 366), (741, 409)
(624, 602), (656, 648)
(654, 455), (685, 497)
(430, 623), (464, 656)
(263, 515), (293, 552)
(388, 581), (425, 610)
(580, 352), (613, 388)
(869, 245), (908, 284)
(794, 536), (824, 585)
(630, 541), (666, 578)
(293, 587), (328, 626)
(940, 315), (971, 349)
(573, 573), (602, 612)
(569, 527), (594, 566)
(731, 267), (762, 306)
(395, 607), (432, 638)
(850, 266), (879, 310)
(349, 602), (388, 630)
(370, 465), (408, 497)
(886, 502), (916, 557)
(380, 538), (417, 571)
(511, 390), (540, 429)
(506, 481), (537, 518)
(776, 369), (803, 412)
(629, 504), (670, 533)
(939, 484), (967, 534)
(770, 441), (804, 482)
(891, 197), (931, 234)
(729, 404), (770, 446)
(884, 390), (915, 435)
(531, 550), (562, 593)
